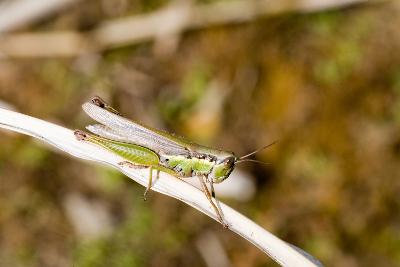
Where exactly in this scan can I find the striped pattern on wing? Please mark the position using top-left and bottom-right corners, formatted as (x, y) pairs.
(82, 102), (189, 156)
(86, 124), (133, 142)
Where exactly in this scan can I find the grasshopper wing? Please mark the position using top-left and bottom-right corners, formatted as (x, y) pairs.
(86, 124), (132, 142)
(82, 102), (190, 156)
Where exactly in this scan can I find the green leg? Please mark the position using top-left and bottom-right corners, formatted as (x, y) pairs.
(118, 161), (154, 201)
(143, 167), (153, 201)
(143, 168), (160, 201)
(198, 176), (228, 228)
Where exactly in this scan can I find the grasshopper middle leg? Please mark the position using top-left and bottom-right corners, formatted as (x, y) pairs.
(144, 167), (160, 201)
(118, 161), (158, 201)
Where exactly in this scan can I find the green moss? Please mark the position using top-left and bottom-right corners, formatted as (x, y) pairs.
(73, 204), (154, 267)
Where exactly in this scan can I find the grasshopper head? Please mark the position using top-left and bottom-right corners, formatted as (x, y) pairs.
(209, 141), (277, 183)
(210, 155), (238, 183)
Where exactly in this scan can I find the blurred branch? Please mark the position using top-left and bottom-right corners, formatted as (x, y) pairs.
(0, 0), (384, 58)
(0, 32), (91, 57)
(0, 0), (81, 33)
(0, 107), (323, 267)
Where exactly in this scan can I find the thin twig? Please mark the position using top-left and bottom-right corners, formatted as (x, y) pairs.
(0, 0), (81, 33)
(0, 0), (383, 58)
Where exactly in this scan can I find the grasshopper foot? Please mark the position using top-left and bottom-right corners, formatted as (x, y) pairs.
(222, 221), (230, 229)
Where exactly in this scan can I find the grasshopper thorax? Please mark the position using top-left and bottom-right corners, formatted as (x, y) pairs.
(209, 152), (238, 184)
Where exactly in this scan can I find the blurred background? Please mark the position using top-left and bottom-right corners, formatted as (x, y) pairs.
(0, 0), (399, 266)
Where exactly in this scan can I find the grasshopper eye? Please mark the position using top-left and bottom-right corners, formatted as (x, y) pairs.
(223, 157), (235, 166)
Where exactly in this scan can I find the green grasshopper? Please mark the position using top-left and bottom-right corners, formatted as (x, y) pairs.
(74, 96), (274, 227)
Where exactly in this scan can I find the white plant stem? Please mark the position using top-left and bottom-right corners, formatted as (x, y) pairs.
(0, 107), (321, 267)
(0, 0), (81, 33)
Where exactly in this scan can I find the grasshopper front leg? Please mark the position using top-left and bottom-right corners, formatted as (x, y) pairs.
(198, 175), (228, 228)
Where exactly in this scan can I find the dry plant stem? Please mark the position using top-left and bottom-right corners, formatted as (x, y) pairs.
(0, 107), (321, 267)
(0, 0), (380, 58)
(0, 0), (81, 33)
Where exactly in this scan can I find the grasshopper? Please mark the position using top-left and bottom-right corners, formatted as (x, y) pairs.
(74, 96), (274, 227)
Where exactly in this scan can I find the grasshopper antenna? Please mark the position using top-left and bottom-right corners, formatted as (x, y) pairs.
(238, 140), (277, 160)
(236, 159), (271, 165)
